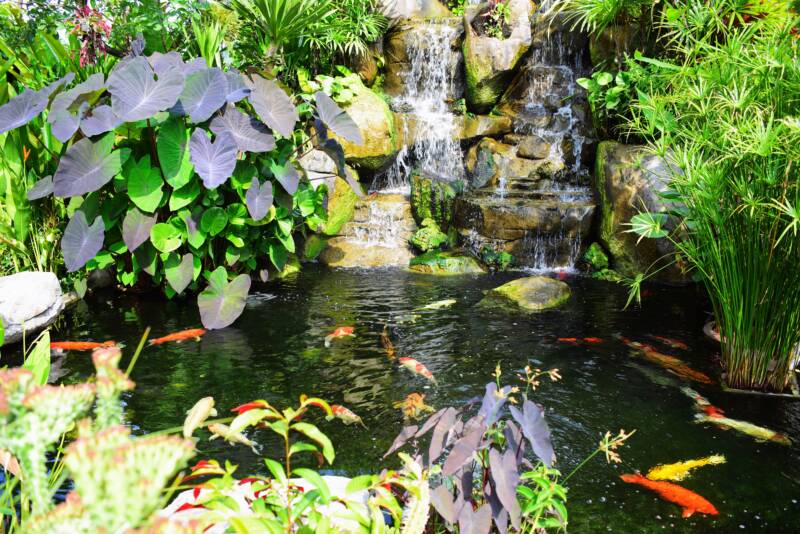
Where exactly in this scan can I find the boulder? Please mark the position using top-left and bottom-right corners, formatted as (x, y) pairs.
(332, 81), (398, 170)
(380, 0), (452, 23)
(595, 141), (686, 283)
(0, 271), (64, 345)
(395, 113), (512, 146)
(504, 133), (551, 160)
(411, 174), (457, 229)
(463, 0), (533, 113)
(479, 276), (570, 312)
(409, 250), (486, 275)
(465, 138), (558, 189)
(589, 23), (644, 69)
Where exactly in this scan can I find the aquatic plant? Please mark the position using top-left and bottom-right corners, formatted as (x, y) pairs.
(624, 2), (800, 391)
(0, 36), (363, 329)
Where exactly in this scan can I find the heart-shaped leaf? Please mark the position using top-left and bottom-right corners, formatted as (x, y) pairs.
(270, 161), (300, 195)
(175, 67), (228, 123)
(107, 56), (185, 122)
(181, 210), (206, 248)
(48, 105), (83, 142)
(27, 175), (53, 200)
(51, 73), (104, 112)
(488, 449), (521, 529)
(147, 51), (184, 76)
(509, 400), (555, 467)
(225, 70), (250, 103)
(122, 207), (157, 252)
(169, 179), (201, 211)
(197, 266), (251, 329)
(158, 117), (194, 189)
(246, 75), (298, 137)
(150, 222), (182, 253)
(245, 177), (273, 221)
(165, 253), (194, 294)
(133, 242), (158, 275)
(0, 89), (48, 135)
(49, 73), (105, 139)
(183, 58), (207, 76)
(200, 206), (228, 236)
(80, 105), (122, 137)
(127, 156), (164, 213)
(189, 129), (237, 189)
(314, 91), (362, 144)
(209, 104), (275, 153)
(62, 212), (105, 272)
(53, 135), (122, 198)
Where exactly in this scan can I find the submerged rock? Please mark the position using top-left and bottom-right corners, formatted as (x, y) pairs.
(0, 271), (64, 345)
(463, 0), (532, 113)
(332, 81), (398, 170)
(480, 276), (570, 312)
(409, 250), (485, 275)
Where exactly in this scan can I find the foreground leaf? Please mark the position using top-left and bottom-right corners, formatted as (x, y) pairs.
(509, 400), (554, 467)
(209, 104), (275, 153)
(122, 207), (157, 252)
(53, 135), (122, 198)
(245, 178), (273, 221)
(315, 91), (362, 144)
(189, 129), (237, 189)
(62, 212), (105, 272)
(197, 266), (251, 329)
(107, 56), (184, 122)
(246, 75), (298, 137)
(165, 253), (194, 294)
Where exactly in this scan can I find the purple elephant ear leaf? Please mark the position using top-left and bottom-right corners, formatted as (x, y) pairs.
(176, 67), (228, 123)
(48, 106), (81, 142)
(225, 70), (250, 103)
(62, 212), (105, 272)
(27, 175), (53, 201)
(130, 33), (145, 56)
(489, 449), (521, 530)
(431, 485), (457, 525)
(428, 407), (458, 465)
(147, 51), (184, 76)
(53, 135), (123, 198)
(415, 408), (448, 439)
(183, 58), (207, 76)
(51, 73), (105, 113)
(382, 425), (419, 459)
(246, 75), (298, 137)
(38, 73), (76, 99)
(122, 207), (157, 252)
(314, 91), (362, 144)
(459, 503), (492, 534)
(442, 417), (487, 476)
(189, 129), (238, 189)
(343, 167), (364, 198)
(478, 383), (512, 427)
(107, 56), (184, 122)
(509, 400), (555, 467)
(245, 177), (273, 221)
(209, 104), (275, 153)
(80, 105), (122, 137)
(0, 89), (49, 135)
(270, 161), (300, 195)
(197, 267), (251, 329)
(319, 138), (346, 176)
(165, 253), (194, 294)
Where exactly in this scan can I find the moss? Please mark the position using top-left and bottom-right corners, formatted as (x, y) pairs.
(409, 218), (449, 252)
(323, 175), (358, 237)
(584, 242), (609, 271)
(409, 250), (485, 275)
(592, 268), (623, 282)
(302, 235), (329, 261)
(479, 276), (570, 312)
(411, 175), (456, 229)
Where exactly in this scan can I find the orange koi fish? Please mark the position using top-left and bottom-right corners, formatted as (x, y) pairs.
(149, 328), (206, 346)
(399, 357), (437, 385)
(649, 335), (690, 351)
(328, 404), (367, 428)
(324, 326), (355, 348)
(557, 337), (580, 344)
(583, 337), (603, 344)
(381, 325), (396, 360)
(393, 393), (435, 421)
(620, 474), (719, 518)
(620, 336), (712, 384)
(50, 340), (117, 352)
(615, 334), (657, 353)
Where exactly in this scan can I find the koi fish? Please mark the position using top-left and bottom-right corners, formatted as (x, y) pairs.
(327, 404), (367, 428)
(681, 387), (725, 417)
(399, 357), (437, 385)
(649, 335), (690, 351)
(583, 337), (603, 344)
(207, 423), (259, 453)
(620, 473), (719, 518)
(646, 455), (726, 482)
(324, 326), (355, 348)
(626, 361), (680, 388)
(183, 397), (217, 439)
(50, 340), (117, 352)
(420, 299), (456, 310)
(396, 313), (421, 324)
(149, 328), (206, 346)
(557, 337), (579, 344)
(615, 334), (657, 353)
(393, 393), (435, 421)
(694, 414), (792, 445)
(381, 325), (396, 360)
(557, 337), (603, 345)
(620, 337), (712, 384)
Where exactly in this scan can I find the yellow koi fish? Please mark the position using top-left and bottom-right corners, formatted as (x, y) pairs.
(420, 299), (456, 310)
(694, 414), (792, 446)
(393, 393), (435, 421)
(183, 397), (217, 439)
(207, 423), (259, 453)
(646, 455), (726, 482)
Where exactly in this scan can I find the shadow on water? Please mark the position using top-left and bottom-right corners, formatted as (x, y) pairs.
(51, 265), (800, 531)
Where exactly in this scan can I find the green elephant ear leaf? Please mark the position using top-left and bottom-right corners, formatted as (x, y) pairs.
(201, 206), (228, 236)
(127, 156), (165, 213)
(158, 117), (194, 189)
(150, 222), (182, 252)
(197, 266), (251, 329)
(169, 179), (201, 211)
(165, 253), (194, 294)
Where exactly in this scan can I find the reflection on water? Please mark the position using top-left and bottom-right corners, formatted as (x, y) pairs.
(53, 266), (800, 531)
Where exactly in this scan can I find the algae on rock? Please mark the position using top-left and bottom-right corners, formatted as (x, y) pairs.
(411, 174), (457, 229)
(479, 276), (570, 312)
(409, 250), (485, 275)
(409, 218), (450, 252)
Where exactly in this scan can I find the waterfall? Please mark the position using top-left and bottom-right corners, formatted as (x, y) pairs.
(376, 21), (464, 192)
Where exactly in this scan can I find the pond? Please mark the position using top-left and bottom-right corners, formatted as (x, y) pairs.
(51, 266), (800, 531)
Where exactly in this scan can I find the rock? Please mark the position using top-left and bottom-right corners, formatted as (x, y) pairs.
(384, 18), (464, 102)
(465, 138), (558, 189)
(480, 276), (570, 312)
(409, 218), (450, 252)
(589, 23), (644, 69)
(583, 242), (609, 271)
(320, 194), (417, 268)
(274, 255), (301, 279)
(0, 271), (64, 345)
(505, 134), (551, 160)
(299, 148), (336, 183)
(395, 113), (511, 146)
(411, 174), (456, 229)
(595, 142), (686, 283)
(332, 81), (398, 170)
(88, 267), (114, 289)
(463, 0), (533, 113)
(380, 0), (452, 22)
(410, 250), (486, 275)
(322, 173), (361, 236)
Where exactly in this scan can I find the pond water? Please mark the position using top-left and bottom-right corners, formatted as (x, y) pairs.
(51, 266), (800, 531)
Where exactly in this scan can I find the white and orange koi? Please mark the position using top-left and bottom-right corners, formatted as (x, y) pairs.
(393, 393), (435, 421)
(324, 326), (355, 348)
(328, 404), (367, 428)
(207, 423), (259, 453)
(183, 397), (217, 438)
(399, 357), (437, 385)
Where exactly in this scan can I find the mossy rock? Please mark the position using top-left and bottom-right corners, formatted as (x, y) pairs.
(323, 174), (360, 236)
(583, 242), (609, 271)
(302, 235), (329, 261)
(409, 218), (449, 252)
(409, 250), (486, 275)
(333, 81), (398, 170)
(479, 276), (570, 312)
(592, 268), (623, 282)
(411, 174), (457, 229)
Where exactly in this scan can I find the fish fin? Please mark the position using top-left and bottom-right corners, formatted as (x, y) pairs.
(681, 508), (694, 519)
(325, 415), (334, 422)
(210, 409), (218, 417)
(324, 335), (333, 348)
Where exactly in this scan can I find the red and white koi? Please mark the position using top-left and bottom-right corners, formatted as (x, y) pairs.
(324, 326), (355, 348)
(649, 335), (690, 351)
(328, 404), (367, 428)
(399, 357), (437, 385)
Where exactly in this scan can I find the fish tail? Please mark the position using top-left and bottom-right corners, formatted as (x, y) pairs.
(324, 335), (333, 348)
(707, 454), (726, 465)
(359, 420), (368, 429)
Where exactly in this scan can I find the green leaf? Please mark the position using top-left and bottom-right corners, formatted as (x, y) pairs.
(23, 331), (50, 386)
(264, 458), (287, 482)
(268, 242), (287, 271)
(292, 468), (331, 504)
(128, 156), (164, 213)
(625, 212), (670, 242)
(158, 117), (194, 189)
(169, 179), (201, 211)
(594, 71), (613, 86)
(294, 187), (316, 217)
(291, 422), (334, 464)
(164, 253), (194, 294)
(73, 277), (87, 298)
(150, 222), (183, 252)
(289, 442), (319, 457)
(201, 207), (228, 236)
(133, 242), (158, 275)
(230, 408), (271, 435)
(345, 475), (375, 495)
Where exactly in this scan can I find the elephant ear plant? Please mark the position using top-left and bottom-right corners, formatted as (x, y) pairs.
(0, 40), (363, 329)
